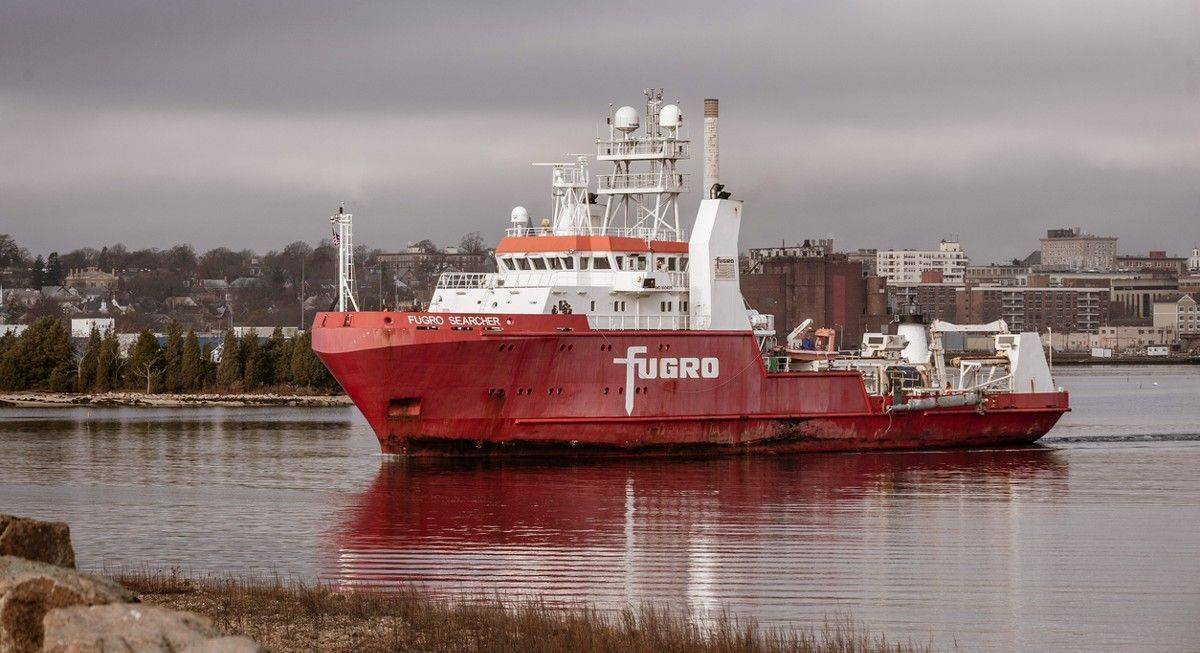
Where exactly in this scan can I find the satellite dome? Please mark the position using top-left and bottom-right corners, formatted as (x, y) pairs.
(510, 206), (530, 225)
(658, 104), (682, 128)
(613, 106), (639, 132)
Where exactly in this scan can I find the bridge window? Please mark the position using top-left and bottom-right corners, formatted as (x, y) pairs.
(680, 257), (689, 271)
(562, 257), (574, 270)
(503, 258), (516, 270)
(516, 257), (531, 270)
(580, 257), (590, 270)
(666, 257), (677, 271)
(549, 257), (562, 270)
(594, 257), (611, 270)
(615, 255), (624, 270)
(531, 258), (547, 270)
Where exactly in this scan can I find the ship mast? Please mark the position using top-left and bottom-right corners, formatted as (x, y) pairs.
(331, 206), (359, 312)
(595, 88), (690, 241)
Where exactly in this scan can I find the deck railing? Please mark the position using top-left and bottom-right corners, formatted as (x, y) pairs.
(587, 314), (690, 330)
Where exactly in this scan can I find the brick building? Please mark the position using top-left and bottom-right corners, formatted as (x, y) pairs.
(957, 286), (1108, 333)
(741, 254), (888, 346)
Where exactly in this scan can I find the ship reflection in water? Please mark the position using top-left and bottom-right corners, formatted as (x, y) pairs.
(328, 448), (1078, 647)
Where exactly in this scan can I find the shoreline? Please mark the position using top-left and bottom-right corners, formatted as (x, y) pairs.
(1050, 356), (1200, 366)
(112, 569), (923, 653)
(0, 391), (352, 408)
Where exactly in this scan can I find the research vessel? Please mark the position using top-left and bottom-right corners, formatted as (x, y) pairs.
(313, 91), (1069, 456)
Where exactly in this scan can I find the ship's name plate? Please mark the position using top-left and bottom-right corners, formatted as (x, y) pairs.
(407, 314), (502, 328)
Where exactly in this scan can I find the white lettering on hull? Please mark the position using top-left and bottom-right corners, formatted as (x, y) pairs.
(612, 346), (719, 415)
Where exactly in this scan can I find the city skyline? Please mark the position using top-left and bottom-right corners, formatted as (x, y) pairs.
(2, 1), (1197, 261)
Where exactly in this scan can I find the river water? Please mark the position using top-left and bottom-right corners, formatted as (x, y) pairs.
(1, 365), (1198, 651)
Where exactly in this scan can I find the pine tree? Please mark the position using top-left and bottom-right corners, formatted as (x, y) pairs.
(273, 334), (295, 387)
(126, 329), (162, 393)
(31, 255), (45, 288)
(290, 331), (336, 390)
(215, 329), (241, 389)
(162, 320), (183, 393)
(46, 252), (63, 285)
(241, 331), (266, 389)
(0, 332), (17, 390)
(179, 330), (204, 392)
(93, 330), (120, 392)
(0, 317), (74, 391)
(76, 328), (102, 392)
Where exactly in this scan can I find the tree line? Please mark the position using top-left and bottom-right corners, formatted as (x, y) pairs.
(0, 317), (338, 394)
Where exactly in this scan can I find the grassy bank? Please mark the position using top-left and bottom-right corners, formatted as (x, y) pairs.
(113, 570), (926, 653)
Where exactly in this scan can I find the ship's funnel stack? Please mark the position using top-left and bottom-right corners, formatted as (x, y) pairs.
(703, 99), (719, 197)
(688, 199), (749, 331)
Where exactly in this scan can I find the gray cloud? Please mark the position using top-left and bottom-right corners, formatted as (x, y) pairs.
(1, 0), (1197, 261)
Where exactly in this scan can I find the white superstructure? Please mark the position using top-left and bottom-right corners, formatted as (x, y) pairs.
(428, 92), (770, 337)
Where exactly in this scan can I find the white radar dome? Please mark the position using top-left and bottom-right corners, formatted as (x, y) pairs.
(613, 106), (639, 132)
(510, 206), (530, 225)
(658, 104), (682, 128)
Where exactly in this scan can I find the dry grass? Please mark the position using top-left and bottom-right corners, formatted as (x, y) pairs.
(110, 569), (927, 653)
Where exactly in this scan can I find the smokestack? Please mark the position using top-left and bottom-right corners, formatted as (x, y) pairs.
(703, 98), (719, 197)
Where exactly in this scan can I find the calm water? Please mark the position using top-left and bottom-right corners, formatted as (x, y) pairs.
(1, 365), (1198, 651)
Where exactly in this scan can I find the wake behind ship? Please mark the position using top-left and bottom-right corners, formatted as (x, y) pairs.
(313, 91), (1069, 456)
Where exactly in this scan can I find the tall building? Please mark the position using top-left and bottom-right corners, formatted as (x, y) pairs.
(876, 241), (967, 284)
(1039, 228), (1117, 270)
(1188, 247), (1200, 273)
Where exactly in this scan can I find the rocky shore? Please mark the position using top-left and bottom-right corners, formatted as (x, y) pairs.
(0, 514), (921, 652)
(0, 392), (351, 408)
(0, 514), (261, 652)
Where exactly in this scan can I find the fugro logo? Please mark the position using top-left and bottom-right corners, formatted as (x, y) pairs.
(612, 346), (719, 415)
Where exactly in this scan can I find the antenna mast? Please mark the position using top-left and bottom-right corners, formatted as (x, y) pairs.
(595, 88), (690, 240)
(331, 206), (359, 312)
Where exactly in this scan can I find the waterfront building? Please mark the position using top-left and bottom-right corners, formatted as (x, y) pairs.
(965, 263), (1030, 287)
(876, 241), (967, 284)
(887, 282), (960, 321)
(1189, 247), (1200, 273)
(845, 248), (878, 277)
(741, 253), (888, 345)
(957, 285), (1108, 334)
(1039, 228), (1117, 270)
(1153, 293), (1200, 336)
(745, 239), (833, 272)
(1116, 251), (1187, 275)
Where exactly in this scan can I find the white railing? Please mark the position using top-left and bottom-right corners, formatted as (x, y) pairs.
(503, 225), (687, 240)
(596, 140), (690, 159)
(587, 314), (690, 330)
(436, 272), (492, 289)
(597, 173), (689, 193)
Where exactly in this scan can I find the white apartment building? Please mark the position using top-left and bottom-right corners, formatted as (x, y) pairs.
(1189, 247), (1200, 273)
(876, 241), (968, 284)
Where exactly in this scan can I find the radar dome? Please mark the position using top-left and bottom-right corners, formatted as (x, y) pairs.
(613, 106), (639, 132)
(510, 206), (530, 225)
(659, 104), (682, 128)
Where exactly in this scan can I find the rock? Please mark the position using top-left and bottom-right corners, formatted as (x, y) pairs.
(41, 604), (222, 653)
(182, 635), (265, 652)
(0, 516), (75, 569)
(0, 556), (133, 653)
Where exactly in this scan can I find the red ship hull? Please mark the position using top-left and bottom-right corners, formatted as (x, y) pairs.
(313, 311), (1069, 456)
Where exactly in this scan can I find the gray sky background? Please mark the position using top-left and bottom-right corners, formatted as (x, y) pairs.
(1, 0), (1197, 262)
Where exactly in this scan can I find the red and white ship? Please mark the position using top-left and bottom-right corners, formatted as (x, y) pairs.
(313, 91), (1069, 456)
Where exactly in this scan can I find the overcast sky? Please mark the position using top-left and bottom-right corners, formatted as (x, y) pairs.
(1, 1), (1197, 262)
